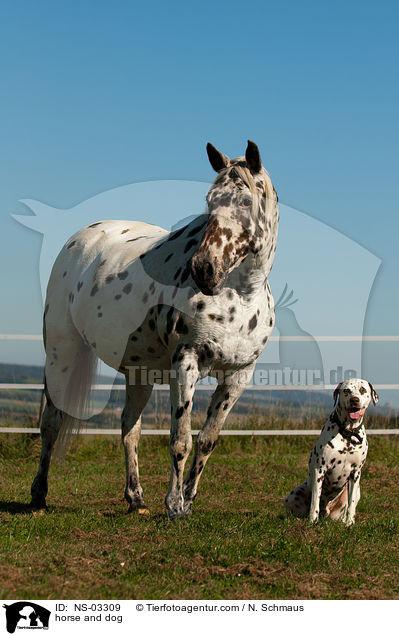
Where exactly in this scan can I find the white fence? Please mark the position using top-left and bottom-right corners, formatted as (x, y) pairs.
(1, 334), (398, 436)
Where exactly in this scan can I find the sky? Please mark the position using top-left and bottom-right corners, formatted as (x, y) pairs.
(0, 1), (398, 404)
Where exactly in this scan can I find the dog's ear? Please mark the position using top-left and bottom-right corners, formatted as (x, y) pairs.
(333, 382), (342, 406)
(368, 382), (379, 405)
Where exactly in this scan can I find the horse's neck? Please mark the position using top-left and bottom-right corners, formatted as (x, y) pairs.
(228, 254), (271, 296)
(229, 209), (278, 296)
(250, 209), (279, 280)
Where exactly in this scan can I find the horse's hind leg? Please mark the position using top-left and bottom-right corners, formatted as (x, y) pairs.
(122, 383), (153, 514)
(30, 394), (63, 509)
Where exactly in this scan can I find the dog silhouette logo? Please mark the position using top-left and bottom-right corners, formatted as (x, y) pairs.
(3, 602), (50, 633)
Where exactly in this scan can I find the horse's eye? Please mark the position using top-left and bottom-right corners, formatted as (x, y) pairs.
(242, 198), (252, 207)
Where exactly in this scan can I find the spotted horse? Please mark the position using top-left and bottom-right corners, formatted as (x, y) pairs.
(30, 140), (279, 519)
(284, 378), (378, 526)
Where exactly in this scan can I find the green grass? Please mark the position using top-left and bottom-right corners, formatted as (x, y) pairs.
(0, 431), (398, 600)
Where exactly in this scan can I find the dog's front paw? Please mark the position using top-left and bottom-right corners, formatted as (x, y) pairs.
(309, 513), (319, 524)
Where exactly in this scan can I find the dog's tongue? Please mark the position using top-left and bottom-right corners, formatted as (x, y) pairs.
(349, 408), (365, 420)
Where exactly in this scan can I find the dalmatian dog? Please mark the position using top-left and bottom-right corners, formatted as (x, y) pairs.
(284, 378), (378, 526)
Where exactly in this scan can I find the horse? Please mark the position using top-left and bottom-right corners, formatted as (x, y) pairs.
(30, 140), (279, 519)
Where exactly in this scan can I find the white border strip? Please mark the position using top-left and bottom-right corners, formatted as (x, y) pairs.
(1, 427), (398, 436)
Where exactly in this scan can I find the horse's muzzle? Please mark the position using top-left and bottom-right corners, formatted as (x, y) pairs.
(190, 256), (222, 296)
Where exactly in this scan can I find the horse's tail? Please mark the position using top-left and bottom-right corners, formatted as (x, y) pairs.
(53, 341), (99, 459)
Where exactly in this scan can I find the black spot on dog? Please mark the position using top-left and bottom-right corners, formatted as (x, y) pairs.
(106, 275), (115, 283)
(164, 254), (173, 263)
(117, 271), (128, 280)
(115, 294), (122, 300)
(123, 283), (133, 294)
(175, 406), (184, 419)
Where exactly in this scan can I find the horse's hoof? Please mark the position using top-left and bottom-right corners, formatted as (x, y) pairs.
(168, 508), (192, 521)
(183, 503), (193, 516)
(128, 504), (150, 516)
(28, 506), (47, 515)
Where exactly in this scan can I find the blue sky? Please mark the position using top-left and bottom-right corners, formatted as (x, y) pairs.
(0, 1), (398, 403)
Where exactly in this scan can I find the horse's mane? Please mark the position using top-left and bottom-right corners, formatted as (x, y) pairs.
(213, 161), (275, 219)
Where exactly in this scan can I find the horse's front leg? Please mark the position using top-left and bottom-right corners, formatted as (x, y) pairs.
(165, 347), (199, 520)
(183, 364), (255, 515)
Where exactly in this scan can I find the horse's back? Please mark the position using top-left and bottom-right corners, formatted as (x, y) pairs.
(46, 220), (167, 296)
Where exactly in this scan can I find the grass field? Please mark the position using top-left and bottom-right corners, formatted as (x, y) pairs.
(1, 429), (399, 600)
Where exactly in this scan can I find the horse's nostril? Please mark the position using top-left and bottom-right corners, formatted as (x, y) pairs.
(205, 262), (214, 278)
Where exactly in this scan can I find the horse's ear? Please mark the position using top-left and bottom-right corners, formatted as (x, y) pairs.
(368, 382), (379, 405)
(333, 382), (342, 406)
(245, 140), (262, 173)
(206, 143), (230, 172)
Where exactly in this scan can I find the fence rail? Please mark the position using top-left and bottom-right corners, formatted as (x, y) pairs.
(1, 427), (399, 436)
(1, 333), (398, 436)
(1, 383), (399, 391)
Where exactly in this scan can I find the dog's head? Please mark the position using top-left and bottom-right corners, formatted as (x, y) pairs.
(333, 378), (378, 424)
